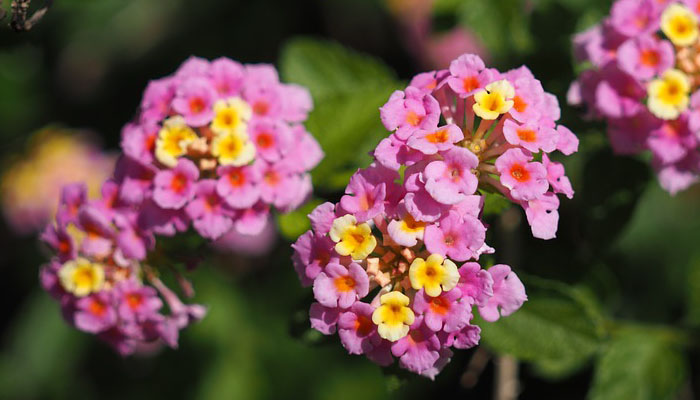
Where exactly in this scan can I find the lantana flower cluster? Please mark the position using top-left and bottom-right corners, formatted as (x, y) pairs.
(37, 56), (322, 354)
(570, 0), (700, 194)
(292, 53), (578, 378)
(119, 56), (322, 239)
(40, 183), (206, 355)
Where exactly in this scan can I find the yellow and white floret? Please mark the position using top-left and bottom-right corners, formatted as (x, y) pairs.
(409, 253), (459, 297)
(473, 80), (515, 120)
(647, 69), (691, 120)
(58, 257), (105, 297)
(372, 291), (415, 342)
(155, 116), (197, 167)
(329, 214), (377, 260)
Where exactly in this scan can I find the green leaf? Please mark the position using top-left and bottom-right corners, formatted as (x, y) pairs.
(0, 292), (86, 398)
(479, 279), (605, 379)
(305, 84), (400, 191)
(280, 37), (397, 100)
(276, 198), (324, 241)
(588, 330), (686, 400)
(279, 38), (401, 191)
(685, 252), (700, 326)
(456, 0), (533, 57)
(481, 192), (512, 217)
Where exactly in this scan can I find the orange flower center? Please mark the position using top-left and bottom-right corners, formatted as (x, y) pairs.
(517, 128), (537, 142)
(253, 101), (269, 115)
(513, 95), (528, 113)
(189, 97), (205, 114)
(58, 239), (71, 254)
(256, 132), (274, 149)
(640, 49), (660, 67)
(334, 276), (356, 292)
(406, 110), (422, 126)
(264, 170), (280, 185)
(354, 315), (374, 336)
(426, 129), (450, 143)
(510, 164), (530, 182)
(170, 173), (188, 193)
(89, 298), (107, 317)
(126, 293), (144, 309)
(429, 296), (450, 315)
(228, 169), (246, 187)
(463, 76), (480, 92)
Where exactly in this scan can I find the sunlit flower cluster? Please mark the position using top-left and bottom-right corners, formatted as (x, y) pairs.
(40, 183), (205, 355)
(291, 52), (576, 377)
(119, 56), (322, 239)
(570, 0), (700, 194)
(1, 128), (115, 235)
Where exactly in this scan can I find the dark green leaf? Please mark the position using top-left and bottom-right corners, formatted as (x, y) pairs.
(588, 330), (686, 400)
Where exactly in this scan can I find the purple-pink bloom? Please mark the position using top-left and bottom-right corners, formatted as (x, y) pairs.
(391, 316), (441, 375)
(338, 302), (382, 355)
(413, 288), (472, 332)
(172, 77), (216, 126)
(309, 302), (340, 335)
(407, 124), (464, 154)
(74, 292), (117, 334)
(77, 206), (115, 258)
(140, 77), (175, 124)
(380, 87), (441, 140)
(115, 279), (163, 321)
(185, 179), (234, 240)
(313, 262), (370, 309)
(617, 35), (674, 80)
(542, 154), (574, 199)
(478, 264), (527, 322)
(522, 192), (560, 240)
(210, 57), (244, 98)
(339, 170), (386, 223)
(216, 164), (260, 209)
(248, 119), (291, 162)
(495, 148), (548, 201)
(609, 0), (660, 37)
(153, 158), (199, 209)
(447, 53), (499, 97)
(503, 119), (558, 153)
(423, 147), (479, 205)
(292, 231), (339, 286)
(457, 262), (494, 307)
(424, 211), (486, 262)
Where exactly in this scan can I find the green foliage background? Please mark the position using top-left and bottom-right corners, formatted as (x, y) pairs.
(1, 0), (699, 399)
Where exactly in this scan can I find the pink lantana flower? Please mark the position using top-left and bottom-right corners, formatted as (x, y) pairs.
(172, 77), (216, 127)
(153, 158), (199, 209)
(503, 119), (558, 153)
(338, 302), (382, 355)
(446, 53), (499, 97)
(412, 288), (472, 332)
(495, 148), (548, 201)
(424, 211), (486, 262)
(185, 180), (234, 240)
(391, 317), (442, 375)
(292, 52), (578, 377)
(74, 292), (117, 333)
(423, 147), (479, 205)
(407, 124), (464, 154)
(380, 87), (441, 140)
(313, 262), (370, 309)
(617, 35), (674, 81)
(216, 165), (260, 209)
(478, 265), (528, 322)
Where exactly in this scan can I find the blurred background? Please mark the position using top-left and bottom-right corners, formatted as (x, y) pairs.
(1, 0), (699, 398)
